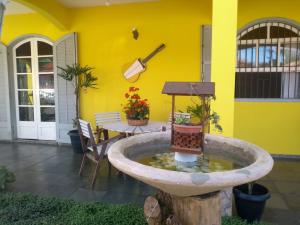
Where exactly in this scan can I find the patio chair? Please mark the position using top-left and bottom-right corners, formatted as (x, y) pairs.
(95, 112), (122, 142)
(78, 119), (125, 188)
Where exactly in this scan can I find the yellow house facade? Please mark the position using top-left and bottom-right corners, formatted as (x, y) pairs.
(1, 0), (300, 156)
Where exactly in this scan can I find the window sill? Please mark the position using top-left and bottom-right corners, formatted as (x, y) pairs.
(235, 98), (300, 102)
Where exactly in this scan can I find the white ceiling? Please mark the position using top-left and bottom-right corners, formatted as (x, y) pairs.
(4, 0), (158, 15)
(56, 0), (157, 8)
(5, 1), (33, 15)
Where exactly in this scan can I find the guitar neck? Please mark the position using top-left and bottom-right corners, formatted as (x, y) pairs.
(142, 44), (166, 64)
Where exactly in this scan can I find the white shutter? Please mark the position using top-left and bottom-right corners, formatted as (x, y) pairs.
(201, 25), (212, 82)
(0, 43), (11, 140)
(54, 33), (77, 143)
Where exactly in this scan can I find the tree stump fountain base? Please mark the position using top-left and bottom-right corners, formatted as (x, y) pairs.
(144, 191), (221, 225)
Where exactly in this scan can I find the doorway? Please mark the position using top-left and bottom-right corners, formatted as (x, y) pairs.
(13, 38), (56, 140)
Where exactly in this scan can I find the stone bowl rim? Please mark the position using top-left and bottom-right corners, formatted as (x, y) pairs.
(108, 131), (274, 196)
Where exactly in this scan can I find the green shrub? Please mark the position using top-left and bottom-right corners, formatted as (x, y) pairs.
(0, 193), (146, 225)
(0, 193), (272, 225)
(0, 166), (15, 191)
(222, 216), (272, 225)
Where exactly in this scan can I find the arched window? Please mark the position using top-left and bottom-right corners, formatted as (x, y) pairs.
(235, 21), (300, 99)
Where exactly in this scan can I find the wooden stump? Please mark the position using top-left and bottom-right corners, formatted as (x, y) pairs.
(144, 192), (221, 225)
(144, 196), (162, 225)
(172, 192), (221, 225)
(166, 215), (182, 225)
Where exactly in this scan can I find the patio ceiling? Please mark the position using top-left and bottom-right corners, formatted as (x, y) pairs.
(5, 0), (159, 30)
(5, 1), (34, 15)
(56, 0), (159, 8)
(7, 0), (70, 30)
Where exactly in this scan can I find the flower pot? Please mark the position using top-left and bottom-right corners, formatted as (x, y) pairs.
(127, 119), (149, 126)
(233, 183), (271, 223)
(173, 124), (202, 134)
(68, 129), (83, 154)
(172, 124), (203, 154)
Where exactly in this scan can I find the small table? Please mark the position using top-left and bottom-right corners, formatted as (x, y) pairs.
(103, 121), (166, 135)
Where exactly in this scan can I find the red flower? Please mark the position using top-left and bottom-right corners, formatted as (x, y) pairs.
(123, 87), (149, 120)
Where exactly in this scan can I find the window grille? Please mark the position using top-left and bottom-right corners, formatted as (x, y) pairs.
(236, 21), (300, 99)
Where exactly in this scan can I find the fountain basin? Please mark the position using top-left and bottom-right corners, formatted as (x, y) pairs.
(108, 131), (273, 197)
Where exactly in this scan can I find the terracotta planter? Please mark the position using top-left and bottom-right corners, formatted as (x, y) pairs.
(172, 124), (203, 154)
(127, 119), (149, 126)
(173, 124), (202, 134)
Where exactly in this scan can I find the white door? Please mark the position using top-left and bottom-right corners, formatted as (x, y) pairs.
(13, 38), (56, 140)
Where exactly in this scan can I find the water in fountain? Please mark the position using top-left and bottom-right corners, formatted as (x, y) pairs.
(138, 151), (245, 173)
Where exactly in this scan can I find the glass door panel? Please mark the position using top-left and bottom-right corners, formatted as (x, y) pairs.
(16, 41), (31, 57)
(39, 90), (55, 105)
(16, 41), (34, 125)
(38, 41), (53, 55)
(38, 57), (53, 72)
(39, 74), (54, 89)
(40, 107), (55, 122)
(16, 58), (32, 73)
(17, 74), (33, 89)
(37, 42), (55, 125)
(18, 90), (34, 105)
(19, 107), (34, 121)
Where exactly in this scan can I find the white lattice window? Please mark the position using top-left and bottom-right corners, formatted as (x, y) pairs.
(235, 21), (300, 99)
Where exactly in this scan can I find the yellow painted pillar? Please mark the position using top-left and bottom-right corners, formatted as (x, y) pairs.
(211, 0), (238, 137)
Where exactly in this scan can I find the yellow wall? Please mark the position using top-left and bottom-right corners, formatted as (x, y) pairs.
(3, 0), (300, 155)
(234, 102), (300, 155)
(3, 0), (211, 124)
(233, 0), (300, 155)
(2, 13), (67, 44)
(70, 0), (211, 125)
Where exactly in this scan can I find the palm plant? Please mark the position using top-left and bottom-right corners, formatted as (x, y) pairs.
(186, 96), (222, 132)
(58, 64), (98, 126)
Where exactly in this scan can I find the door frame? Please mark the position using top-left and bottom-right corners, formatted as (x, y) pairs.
(8, 35), (57, 141)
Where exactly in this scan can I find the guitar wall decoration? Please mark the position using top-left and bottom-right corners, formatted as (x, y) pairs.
(123, 44), (166, 83)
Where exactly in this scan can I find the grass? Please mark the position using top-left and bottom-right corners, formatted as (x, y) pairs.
(0, 192), (271, 225)
(222, 216), (271, 225)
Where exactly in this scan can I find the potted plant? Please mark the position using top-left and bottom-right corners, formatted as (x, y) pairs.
(58, 64), (98, 153)
(172, 96), (222, 152)
(233, 182), (271, 223)
(123, 87), (149, 126)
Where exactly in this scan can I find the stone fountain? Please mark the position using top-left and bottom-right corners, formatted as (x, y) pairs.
(108, 82), (274, 225)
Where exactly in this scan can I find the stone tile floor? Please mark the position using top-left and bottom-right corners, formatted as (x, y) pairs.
(0, 142), (299, 225)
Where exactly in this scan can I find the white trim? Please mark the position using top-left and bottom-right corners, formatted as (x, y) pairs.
(238, 18), (300, 37)
(236, 67), (300, 73)
(235, 98), (300, 102)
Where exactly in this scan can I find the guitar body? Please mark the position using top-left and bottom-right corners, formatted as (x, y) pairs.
(123, 44), (166, 83)
(122, 59), (146, 83)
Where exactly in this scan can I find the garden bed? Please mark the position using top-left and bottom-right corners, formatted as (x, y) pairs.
(0, 193), (271, 225)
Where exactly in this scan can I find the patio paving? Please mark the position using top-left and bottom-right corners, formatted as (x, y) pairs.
(0, 141), (299, 225)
